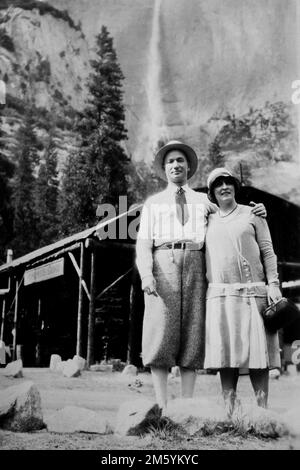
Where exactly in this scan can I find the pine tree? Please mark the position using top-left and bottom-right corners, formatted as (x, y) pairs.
(60, 25), (129, 234)
(85, 25), (129, 207)
(58, 150), (96, 236)
(34, 139), (59, 247)
(11, 108), (39, 257)
(208, 138), (225, 167)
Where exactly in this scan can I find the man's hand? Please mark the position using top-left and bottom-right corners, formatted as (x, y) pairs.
(249, 201), (267, 218)
(142, 275), (158, 297)
(268, 284), (282, 304)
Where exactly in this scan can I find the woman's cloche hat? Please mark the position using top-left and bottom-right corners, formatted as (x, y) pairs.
(207, 167), (241, 204)
(154, 140), (198, 181)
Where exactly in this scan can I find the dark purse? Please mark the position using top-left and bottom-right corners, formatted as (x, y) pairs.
(262, 297), (300, 333)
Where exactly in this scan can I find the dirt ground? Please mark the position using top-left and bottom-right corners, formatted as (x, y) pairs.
(0, 367), (300, 451)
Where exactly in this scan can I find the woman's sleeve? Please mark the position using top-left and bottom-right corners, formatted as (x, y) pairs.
(135, 201), (154, 282)
(253, 215), (279, 285)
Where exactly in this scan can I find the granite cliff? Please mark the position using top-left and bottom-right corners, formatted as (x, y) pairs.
(0, 0), (299, 200)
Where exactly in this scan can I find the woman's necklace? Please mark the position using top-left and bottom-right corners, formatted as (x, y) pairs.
(219, 204), (238, 218)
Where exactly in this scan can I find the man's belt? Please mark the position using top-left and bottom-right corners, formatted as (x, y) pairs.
(155, 242), (204, 251)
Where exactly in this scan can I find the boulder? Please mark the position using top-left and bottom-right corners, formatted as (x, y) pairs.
(62, 359), (81, 378)
(115, 399), (161, 436)
(110, 359), (126, 372)
(49, 354), (62, 371)
(269, 368), (281, 379)
(73, 355), (86, 371)
(0, 381), (45, 431)
(231, 404), (289, 438)
(121, 365), (137, 376)
(56, 360), (66, 373)
(3, 359), (23, 378)
(90, 364), (113, 372)
(45, 406), (111, 434)
(165, 398), (227, 436)
(283, 407), (300, 436)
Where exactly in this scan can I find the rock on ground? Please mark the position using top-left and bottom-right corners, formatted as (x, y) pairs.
(0, 380), (45, 432)
(270, 369), (281, 379)
(73, 355), (86, 371)
(122, 365), (137, 376)
(283, 407), (300, 436)
(62, 359), (81, 378)
(49, 354), (62, 371)
(90, 364), (113, 372)
(45, 406), (112, 434)
(166, 398), (227, 436)
(232, 403), (289, 438)
(3, 359), (23, 378)
(115, 399), (161, 436)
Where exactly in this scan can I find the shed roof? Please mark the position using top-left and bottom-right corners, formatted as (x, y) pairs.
(0, 204), (142, 274)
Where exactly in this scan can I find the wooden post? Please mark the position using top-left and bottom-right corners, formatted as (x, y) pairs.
(0, 276), (10, 342)
(12, 278), (19, 361)
(76, 242), (85, 357)
(36, 297), (42, 366)
(87, 249), (96, 367)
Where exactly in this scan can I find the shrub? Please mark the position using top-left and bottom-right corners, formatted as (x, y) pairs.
(0, 28), (14, 52)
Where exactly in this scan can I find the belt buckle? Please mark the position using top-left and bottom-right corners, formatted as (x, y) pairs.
(182, 242), (186, 250)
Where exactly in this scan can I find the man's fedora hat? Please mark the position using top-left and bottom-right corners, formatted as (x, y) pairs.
(154, 140), (198, 181)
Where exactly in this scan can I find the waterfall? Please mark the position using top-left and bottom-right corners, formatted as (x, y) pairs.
(297, 0), (300, 166)
(145, 0), (168, 155)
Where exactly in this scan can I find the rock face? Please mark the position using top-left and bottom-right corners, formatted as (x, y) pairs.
(0, 0), (299, 201)
(0, 3), (91, 170)
(0, 380), (45, 431)
(45, 406), (111, 434)
(115, 399), (162, 436)
(0, 5), (90, 111)
(49, 1), (298, 180)
(3, 359), (23, 378)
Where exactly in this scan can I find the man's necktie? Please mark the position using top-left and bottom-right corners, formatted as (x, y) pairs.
(175, 187), (189, 225)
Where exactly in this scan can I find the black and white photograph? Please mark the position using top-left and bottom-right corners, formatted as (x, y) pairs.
(0, 0), (300, 454)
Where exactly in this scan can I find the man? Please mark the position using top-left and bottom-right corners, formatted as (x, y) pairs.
(136, 140), (265, 410)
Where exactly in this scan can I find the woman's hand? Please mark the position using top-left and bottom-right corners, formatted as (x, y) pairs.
(268, 284), (282, 303)
(249, 201), (267, 218)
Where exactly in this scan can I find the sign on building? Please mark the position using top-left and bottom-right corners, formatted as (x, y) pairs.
(24, 258), (64, 285)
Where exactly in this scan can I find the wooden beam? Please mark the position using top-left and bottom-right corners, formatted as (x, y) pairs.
(85, 238), (136, 251)
(278, 262), (300, 269)
(76, 242), (85, 357)
(96, 268), (133, 300)
(68, 252), (91, 301)
(87, 250), (96, 367)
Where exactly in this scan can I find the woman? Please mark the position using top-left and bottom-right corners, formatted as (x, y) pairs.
(204, 168), (282, 415)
